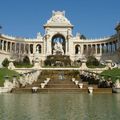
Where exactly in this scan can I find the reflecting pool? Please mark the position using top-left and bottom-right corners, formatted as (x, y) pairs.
(0, 93), (120, 120)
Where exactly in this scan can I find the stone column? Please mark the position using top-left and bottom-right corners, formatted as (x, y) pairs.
(106, 43), (108, 53)
(81, 44), (83, 55)
(65, 39), (68, 55)
(95, 44), (97, 54)
(86, 45), (88, 54)
(97, 44), (99, 54)
(15, 43), (17, 53)
(33, 44), (36, 54)
(19, 43), (21, 54)
(112, 42), (115, 52)
(67, 39), (69, 54)
(110, 42), (112, 53)
(48, 38), (52, 55)
(100, 44), (102, 54)
(0, 40), (1, 50)
(3, 41), (6, 51)
(5, 41), (8, 52)
(105, 43), (107, 53)
(101, 44), (104, 54)
(46, 35), (51, 55)
(23, 43), (25, 54)
(10, 42), (12, 52)
(28, 44), (31, 54)
(115, 41), (117, 51)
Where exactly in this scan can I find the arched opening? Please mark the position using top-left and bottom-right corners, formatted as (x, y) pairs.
(30, 44), (33, 54)
(75, 45), (81, 54)
(36, 44), (41, 53)
(0, 40), (3, 50)
(52, 34), (65, 55)
(8, 42), (10, 52)
(3, 41), (6, 51)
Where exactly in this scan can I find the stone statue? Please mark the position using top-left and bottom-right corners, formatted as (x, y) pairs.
(36, 46), (39, 53)
(37, 32), (42, 39)
(115, 79), (120, 88)
(53, 41), (64, 55)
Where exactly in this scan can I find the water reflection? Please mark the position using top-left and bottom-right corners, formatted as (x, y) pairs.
(0, 93), (120, 120)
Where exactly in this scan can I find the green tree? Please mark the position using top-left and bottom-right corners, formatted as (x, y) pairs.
(23, 56), (30, 64)
(86, 56), (99, 66)
(2, 58), (9, 67)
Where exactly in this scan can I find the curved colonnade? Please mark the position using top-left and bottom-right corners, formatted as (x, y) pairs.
(74, 35), (118, 55)
(0, 33), (119, 64)
(0, 34), (42, 55)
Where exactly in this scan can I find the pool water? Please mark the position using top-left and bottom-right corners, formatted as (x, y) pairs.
(0, 93), (120, 120)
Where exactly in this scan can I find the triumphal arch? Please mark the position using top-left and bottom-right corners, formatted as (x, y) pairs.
(0, 11), (120, 66)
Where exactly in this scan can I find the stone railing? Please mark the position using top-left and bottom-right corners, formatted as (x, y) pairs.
(0, 70), (41, 93)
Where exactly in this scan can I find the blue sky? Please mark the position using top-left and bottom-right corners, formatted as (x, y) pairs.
(0, 0), (120, 38)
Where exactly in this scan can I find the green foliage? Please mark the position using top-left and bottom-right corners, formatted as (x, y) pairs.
(44, 55), (71, 67)
(0, 68), (18, 86)
(86, 56), (99, 67)
(100, 68), (120, 82)
(14, 56), (33, 68)
(23, 56), (30, 64)
(2, 58), (9, 67)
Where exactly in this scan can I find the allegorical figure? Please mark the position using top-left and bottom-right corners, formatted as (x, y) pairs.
(53, 41), (64, 55)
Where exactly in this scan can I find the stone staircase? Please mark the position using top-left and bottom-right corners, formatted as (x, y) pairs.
(37, 70), (81, 91)
(13, 70), (112, 93)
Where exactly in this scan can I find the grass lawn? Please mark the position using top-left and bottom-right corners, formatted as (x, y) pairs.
(0, 68), (19, 86)
(100, 68), (120, 82)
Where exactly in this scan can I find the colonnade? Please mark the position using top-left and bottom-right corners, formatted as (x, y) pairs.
(0, 37), (119, 57)
(75, 40), (118, 55)
(0, 39), (42, 55)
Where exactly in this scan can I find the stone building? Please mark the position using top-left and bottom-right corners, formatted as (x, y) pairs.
(0, 11), (120, 66)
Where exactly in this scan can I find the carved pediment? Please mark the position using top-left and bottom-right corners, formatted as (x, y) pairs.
(44, 11), (73, 28)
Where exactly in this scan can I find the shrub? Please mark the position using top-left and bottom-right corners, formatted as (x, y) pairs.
(23, 56), (30, 64)
(13, 56), (33, 68)
(2, 58), (9, 67)
(86, 56), (99, 66)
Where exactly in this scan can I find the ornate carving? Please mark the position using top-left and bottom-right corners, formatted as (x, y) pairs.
(53, 41), (64, 55)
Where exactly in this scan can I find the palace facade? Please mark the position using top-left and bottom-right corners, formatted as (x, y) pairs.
(0, 11), (120, 66)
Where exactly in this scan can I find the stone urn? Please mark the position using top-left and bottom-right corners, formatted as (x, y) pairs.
(88, 87), (93, 94)
(75, 80), (79, 85)
(41, 83), (45, 88)
(72, 78), (75, 82)
(79, 83), (83, 89)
